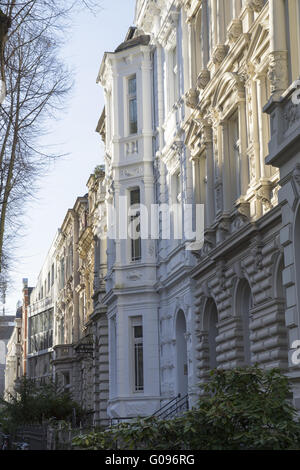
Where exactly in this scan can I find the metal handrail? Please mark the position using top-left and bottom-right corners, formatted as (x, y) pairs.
(151, 394), (181, 418)
(161, 394), (189, 420)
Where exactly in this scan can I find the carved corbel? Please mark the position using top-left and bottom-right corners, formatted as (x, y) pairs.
(227, 19), (243, 44)
(256, 184), (273, 212)
(201, 230), (215, 256)
(212, 45), (229, 66)
(268, 51), (289, 97)
(246, 0), (264, 12)
(171, 140), (185, 156)
(292, 165), (300, 197)
(197, 69), (210, 90)
(185, 87), (199, 109)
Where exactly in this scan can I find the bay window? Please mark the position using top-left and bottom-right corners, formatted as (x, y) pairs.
(128, 75), (137, 134)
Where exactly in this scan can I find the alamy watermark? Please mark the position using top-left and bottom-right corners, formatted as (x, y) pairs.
(96, 198), (205, 251)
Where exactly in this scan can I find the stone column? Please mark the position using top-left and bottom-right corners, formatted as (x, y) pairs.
(268, 0), (288, 97)
(203, 123), (215, 227)
(217, 0), (226, 44)
(256, 73), (271, 178)
(248, 70), (261, 183)
(201, 0), (209, 69)
(211, 0), (218, 52)
(187, 18), (197, 89)
(197, 0), (211, 90)
(220, 121), (232, 213)
(236, 81), (249, 196)
(232, 0), (241, 18)
(73, 214), (80, 343)
(155, 41), (168, 260)
(191, 156), (201, 206)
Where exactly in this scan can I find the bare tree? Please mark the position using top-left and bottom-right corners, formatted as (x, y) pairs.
(0, 0), (99, 294)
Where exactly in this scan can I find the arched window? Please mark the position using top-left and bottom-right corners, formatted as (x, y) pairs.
(176, 310), (188, 396)
(203, 299), (218, 369)
(236, 280), (253, 365)
(208, 303), (218, 369)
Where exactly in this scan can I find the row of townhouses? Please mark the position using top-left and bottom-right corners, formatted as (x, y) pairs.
(4, 0), (300, 424)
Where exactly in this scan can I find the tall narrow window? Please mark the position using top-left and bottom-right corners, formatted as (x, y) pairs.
(227, 112), (240, 204)
(175, 172), (181, 203)
(130, 188), (141, 261)
(60, 258), (65, 289)
(51, 263), (55, 286)
(110, 316), (117, 397)
(172, 47), (178, 101)
(128, 75), (137, 134)
(169, 47), (178, 109)
(132, 321), (144, 392)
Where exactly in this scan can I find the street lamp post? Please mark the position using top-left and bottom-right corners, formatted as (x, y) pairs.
(0, 9), (11, 104)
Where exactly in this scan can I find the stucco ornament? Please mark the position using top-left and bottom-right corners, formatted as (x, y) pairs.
(185, 88), (199, 109)
(246, 0), (264, 12)
(197, 69), (210, 90)
(268, 51), (288, 96)
(293, 165), (300, 197)
(212, 44), (228, 65)
(227, 19), (243, 43)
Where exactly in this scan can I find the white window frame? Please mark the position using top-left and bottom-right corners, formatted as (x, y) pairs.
(128, 187), (141, 262)
(131, 316), (144, 393)
(127, 74), (138, 135)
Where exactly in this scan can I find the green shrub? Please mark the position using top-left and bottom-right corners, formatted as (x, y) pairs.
(73, 367), (300, 450)
(0, 377), (84, 433)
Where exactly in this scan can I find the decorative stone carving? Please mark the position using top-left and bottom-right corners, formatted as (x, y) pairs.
(171, 141), (185, 156)
(283, 101), (300, 131)
(215, 180), (223, 213)
(197, 69), (210, 90)
(126, 271), (142, 281)
(201, 238), (214, 256)
(233, 200), (250, 230)
(248, 150), (256, 182)
(185, 88), (199, 109)
(212, 45), (228, 65)
(293, 165), (300, 197)
(201, 121), (213, 145)
(217, 219), (230, 235)
(246, 0), (264, 12)
(227, 19), (243, 43)
(120, 166), (143, 178)
(257, 184), (273, 212)
(125, 140), (138, 156)
(236, 199), (250, 219)
(268, 51), (288, 96)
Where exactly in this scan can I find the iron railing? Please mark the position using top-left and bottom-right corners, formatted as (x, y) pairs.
(151, 393), (189, 420)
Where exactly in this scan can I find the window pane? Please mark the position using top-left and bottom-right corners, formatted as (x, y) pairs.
(129, 98), (137, 134)
(134, 343), (143, 391)
(128, 76), (136, 95)
(134, 325), (143, 338)
(130, 189), (140, 205)
(131, 237), (141, 261)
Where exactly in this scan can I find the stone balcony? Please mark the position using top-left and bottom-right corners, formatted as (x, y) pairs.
(53, 344), (74, 361)
(264, 80), (300, 168)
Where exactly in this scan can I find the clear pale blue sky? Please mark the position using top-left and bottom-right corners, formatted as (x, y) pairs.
(5, 0), (136, 315)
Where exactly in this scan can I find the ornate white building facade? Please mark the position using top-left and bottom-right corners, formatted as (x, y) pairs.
(97, 0), (300, 419)
(4, 0), (300, 422)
